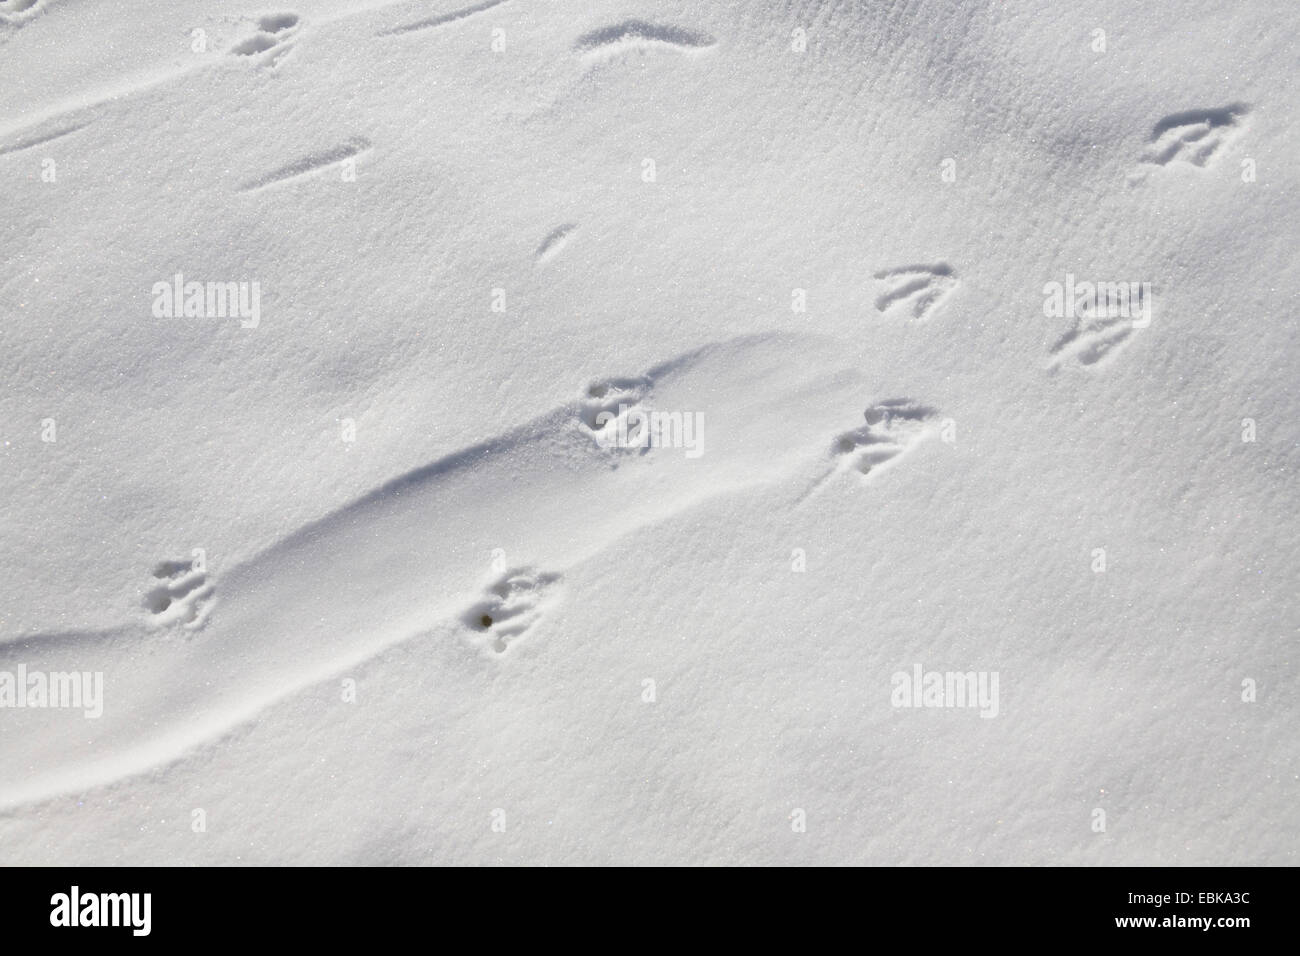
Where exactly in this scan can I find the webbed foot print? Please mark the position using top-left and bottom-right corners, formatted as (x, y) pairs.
(574, 20), (717, 64)
(873, 264), (957, 321)
(229, 12), (300, 65)
(1049, 316), (1136, 368)
(831, 399), (939, 478)
(1130, 104), (1249, 182)
(142, 560), (213, 628)
(580, 377), (653, 454)
(461, 568), (562, 655)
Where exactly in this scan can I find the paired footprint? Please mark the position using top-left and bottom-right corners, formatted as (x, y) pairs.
(1060, 105), (1247, 363)
(224, 12), (361, 193)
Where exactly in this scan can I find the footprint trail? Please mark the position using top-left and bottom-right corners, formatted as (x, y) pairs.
(0, 333), (880, 807)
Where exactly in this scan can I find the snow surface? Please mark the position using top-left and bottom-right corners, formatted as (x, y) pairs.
(0, 0), (1296, 864)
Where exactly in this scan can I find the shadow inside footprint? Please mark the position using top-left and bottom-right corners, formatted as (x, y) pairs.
(831, 399), (938, 478)
(142, 560), (213, 628)
(259, 13), (299, 32)
(232, 34), (279, 56)
(461, 567), (561, 654)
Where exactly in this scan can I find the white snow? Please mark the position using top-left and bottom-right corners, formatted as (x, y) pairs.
(0, 0), (1296, 864)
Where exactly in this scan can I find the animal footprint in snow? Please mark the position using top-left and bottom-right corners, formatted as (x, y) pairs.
(142, 559), (213, 628)
(1137, 104), (1248, 171)
(228, 12), (299, 63)
(1045, 276), (1153, 368)
(1048, 316), (1135, 368)
(873, 264), (957, 321)
(461, 568), (561, 655)
(580, 377), (652, 451)
(831, 399), (938, 479)
(535, 223), (577, 266)
(574, 20), (717, 63)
